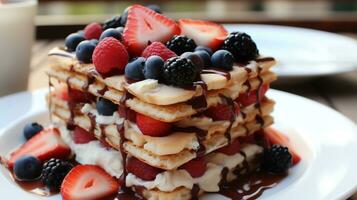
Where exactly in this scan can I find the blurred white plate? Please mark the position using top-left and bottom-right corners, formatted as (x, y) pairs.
(224, 24), (357, 79)
(0, 89), (357, 200)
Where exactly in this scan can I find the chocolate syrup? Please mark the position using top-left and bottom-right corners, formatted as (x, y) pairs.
(190, 184), (200, 200)
(88, 113), (96, 133)
(97, 85), (108, 96)
(219, 94), (237, 143)
(187, 95), (207, 111)
(82, 76), (96, 91)
(219, 167), (229, 190)
(174, 127), (207, 157)
(201, 68), (231, 81)
(255, 57), (275, 62)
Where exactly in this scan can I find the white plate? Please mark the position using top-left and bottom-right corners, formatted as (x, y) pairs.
(0, 89), (357, 200)
(224, 24), (357, 79)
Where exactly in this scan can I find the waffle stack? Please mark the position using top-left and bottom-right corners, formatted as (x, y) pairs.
(46, 4), (278, 200)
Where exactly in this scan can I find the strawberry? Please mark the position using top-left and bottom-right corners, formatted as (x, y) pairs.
(72, 126), (96, 144)
(178, 19), (228, 51)
(142, 42), (177, 61)
(118, 105), (136, 122)
(84, 22), (103, 40)
(136, 113), (171, 137)
(61, 165), (120, 200)
(204, 103), (234, 121)
(93, 37), (129, 75)
(126, 156), (163, 181)
(7, 128), (70, 169)
(123, 5), (180, 56)
(237, 84), (269, 107)
(239, 134), (256, 144)
(264, 127), (301, 165)
(180, 157), (206, 178)
(217, 138), (240, 155)
(54, 83), (69, 101)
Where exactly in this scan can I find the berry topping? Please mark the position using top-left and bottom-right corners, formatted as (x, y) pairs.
(76, 40), (96, 63)
(179, 19), (228, 51)
(84, 22), (103, 40)
(181, 52), (204, 73)
(93, 37), (129, 74)
(99, 28), (123, 41)
(61, 165), (120, 200)
(13, 155), (42, 181)
(116, 27), (124, 34)
(166, 35), (197, 55)
(124, 57), (146, 81)
(146, 4), (162, 13)
(42, 158), (73, 190)
(195, 50), (211, 67)
(262, 145), (292, 174)
(72, 126), (96, 144)
(23, 122), (43, 140)
(180, 157), (207, 178)
(102, 16), (123, 30)
(142, 41), (177, 61)
(264, 128), (301, 165)
(195, 45), (213, 55)
(136, 113), (171, 137)
(123, 5), (180, 56)
(68, 87), (93, 103)
(217, 138), (240, 155)
(143, 55), (164, 80)
(237, 84), (269, 107)
(222, 32), (259, 62)
(163, 57), (197, 87)
(211, 50), (234, 70)
(65, 33), (85, 52)
(96, 98), (118, 116)
(7, 128), (70, 169)
(204, 103), (234, 121)
(118, 106), (136, 122)
(127, 156), (163, 181)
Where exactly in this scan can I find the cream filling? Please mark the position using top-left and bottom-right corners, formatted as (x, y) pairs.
(126, 144), (262, 192)
(59, 125), (123, 178)
(81, 103), (124, 125)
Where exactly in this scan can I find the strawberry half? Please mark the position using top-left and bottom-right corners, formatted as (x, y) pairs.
(136, 113), (172, 137)
(217, 138), (241, 155)
(264, 127), (301, 165)
(204, 103), (234, 121)
(123, 4), (180, 56)
(179, 19), (228, 51)
(127, 156), (163, 181)
(61, 165), (120, 200)
(7, 128), (70, 169)
(72, 126), (96, 144)
(237, 84), (269, 107)
(180, 157), (207, 178)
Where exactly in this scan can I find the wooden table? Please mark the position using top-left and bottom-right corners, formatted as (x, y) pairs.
(28, 38), (357, 199)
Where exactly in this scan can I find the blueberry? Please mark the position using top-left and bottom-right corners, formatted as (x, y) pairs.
(90, 39), (99, 46)
(143, 56), (164, 80)
(96, 98), (118, 116)
(125, 57), (146, 81)
(75, 40), (96, 63)
(195, 45), (212, 55)
(120, 6), (130, 26)
(65, 33), (85, 52)
(99, 28), (123, 41)
(77, 30), (84, 37)
(147, 4), (162, 13)
(23, 122), (43, 140)
(181, 52), (204, 73)
(116, 27), (124, 34)
(14, 156), (42, 181)
(195, 50), (211, 67)
(211, 50), (234, 70)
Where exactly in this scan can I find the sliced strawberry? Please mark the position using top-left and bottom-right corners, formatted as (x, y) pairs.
(123, 5), (180, 56)
(68, 88), (93, 103)
(180, 157), (207, 178)
(118, 105), (136, 122)
(142, 41), (177, 61)
(237, 84), (269, 107)
(72, 126), (96, 144)
(136, 113), (171, 137)
(217, 138), (240, 155)
(204, 103), (234, 121)
(54, 83), (69, 101)
(239, 134), (256, 144)
(179, 19), (228, 51)
(127, 156), (163, 181)
(7, 128), (70, 169)
(264, 127), (301, 165)
(61, 165), (120, 200)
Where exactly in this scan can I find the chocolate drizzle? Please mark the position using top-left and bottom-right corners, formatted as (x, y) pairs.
(97, 85), (108, 96)
(219, 94), (237, 143)
(174, 127), (207, 157)
(201, 68), (231, 80)
(219, 167), (229, 190)
(190, 184), (200, 200)
(255, 57), (275, 62)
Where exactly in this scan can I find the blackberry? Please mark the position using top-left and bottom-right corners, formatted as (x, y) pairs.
(222, 32), (259, 62)
(262, 145), (292, 174)
(42, 158), (73, 190)
(163, 57), (197, 87)
(102, 16), (123, 30)
(166, 35), (197, 55)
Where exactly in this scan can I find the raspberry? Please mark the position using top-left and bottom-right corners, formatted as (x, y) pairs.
(180, 157), (206, 178)
(93, 37), (129, 75)
(204, 103), (234, 121)
(142, 42), (177, 61)
(136, 113), (172, 137)
(127, 157), (163, 181)
(84, 22), (103, 40)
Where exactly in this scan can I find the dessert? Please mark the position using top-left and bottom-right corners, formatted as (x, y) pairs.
(2, 4), (300, 200)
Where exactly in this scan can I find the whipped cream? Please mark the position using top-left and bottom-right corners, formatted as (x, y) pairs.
(81, 103), (124, 125)
(59, 125), (123, 178)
